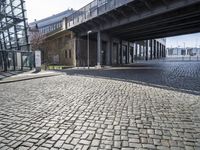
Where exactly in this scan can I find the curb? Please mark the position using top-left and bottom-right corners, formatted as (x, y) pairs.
(0, 74), (61, 84)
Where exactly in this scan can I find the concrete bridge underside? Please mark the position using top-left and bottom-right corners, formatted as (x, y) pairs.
(68, 0), (200, 66)
(70, 0), (200, 40)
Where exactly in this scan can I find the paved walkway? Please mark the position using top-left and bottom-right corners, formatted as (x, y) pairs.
(0, 62), (199, 150)
(0, 71), (23, 80)
(0, 70), (62, 84)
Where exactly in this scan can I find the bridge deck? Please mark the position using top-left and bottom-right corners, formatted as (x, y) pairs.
(67, 0), (133, 29)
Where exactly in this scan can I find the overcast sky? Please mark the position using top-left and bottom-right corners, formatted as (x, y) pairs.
(26, 0), (91, 22)
(25, 0), (200, 48)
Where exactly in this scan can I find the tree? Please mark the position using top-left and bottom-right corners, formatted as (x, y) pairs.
(29, 29), (46, 51)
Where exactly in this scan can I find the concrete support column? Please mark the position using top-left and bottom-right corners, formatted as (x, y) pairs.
(127, 42), (130, 64)
(159, 43), (161, 58)
(157, 42), (159, 59)
(135, 43), (138, 61)
(150, 40), (153, 60)
(132, 43), (135, 63)
(146, 40), (149, 61)
(143, 42), (145, 60)
(120, 40), (123, 64)
(110, 38), (113, 66)
(154, 40), (156, 59)
(139, 44), (142, 60)
(164, 45), (166, 57)
(117, 43), (119, 65)
(97, 30), (101, 67)
(160, 43), (162, 58)
(106, 37), (111, 66)
(186, 48), (188, 56)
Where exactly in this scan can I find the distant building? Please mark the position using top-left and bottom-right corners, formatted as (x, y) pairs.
(29, 9), (74, 34)
(167, 48), (200, 56)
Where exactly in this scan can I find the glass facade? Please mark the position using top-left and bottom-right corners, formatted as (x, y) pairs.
(0, 0), (30, 71)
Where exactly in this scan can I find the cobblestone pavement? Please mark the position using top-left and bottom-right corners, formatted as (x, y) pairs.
(0, 62), (200, 150)
(64, 62), (200, 95)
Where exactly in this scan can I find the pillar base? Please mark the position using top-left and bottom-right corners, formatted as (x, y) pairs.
(35, 67), (41, 73)
(95, 65), (102, 69)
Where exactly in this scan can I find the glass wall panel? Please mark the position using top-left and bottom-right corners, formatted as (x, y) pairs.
(0, 0), (30, 71)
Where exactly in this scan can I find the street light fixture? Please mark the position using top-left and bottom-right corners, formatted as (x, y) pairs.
(87, 30), (92, 69)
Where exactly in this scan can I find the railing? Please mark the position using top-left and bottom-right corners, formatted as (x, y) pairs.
(67, 0), (133, 29)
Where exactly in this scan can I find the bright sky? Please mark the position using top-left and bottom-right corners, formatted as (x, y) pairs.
(25, 0), (200, 48)
(166, 33), (200, 48)
(25, 0), (91, 22)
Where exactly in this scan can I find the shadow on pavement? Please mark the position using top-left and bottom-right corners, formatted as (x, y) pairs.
(0, 71), (24, 80)
(59, 62), (200, 96)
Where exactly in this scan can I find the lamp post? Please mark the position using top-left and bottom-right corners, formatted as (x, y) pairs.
(87, 30), (92, 69)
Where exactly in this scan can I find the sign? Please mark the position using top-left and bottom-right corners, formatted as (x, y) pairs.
(35, 51), (41, 68)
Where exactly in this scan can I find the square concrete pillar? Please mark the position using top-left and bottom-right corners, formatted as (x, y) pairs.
(139, 44), (142, 60)
(97, 31), (101, 67)
(146, 40), (149, 61)
(127, 42), (130, 64)
(120, 40), (123, 64)
(164, 45), (166, 57)
(157, 41), (159, 59)
(150, 40), (153, 60)
(154, 40), (156, 59)
(160, 43), (162, 58)
(135, 43), (138, 61)
(106, 38), (111, 66)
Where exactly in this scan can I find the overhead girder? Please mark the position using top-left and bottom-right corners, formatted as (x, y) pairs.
(125, 19), (200, 41)
(127, 24), (200, 42)
(68, 0), (200, 42)
(109, 7), (200, 36)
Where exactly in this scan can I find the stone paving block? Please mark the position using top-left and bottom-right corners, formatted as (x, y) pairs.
(91, 139), (100, 147)
(62, 144), (74, 149)
(54, 140), (64, 148)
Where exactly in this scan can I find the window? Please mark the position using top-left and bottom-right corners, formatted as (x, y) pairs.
(65, 50), (68, 58)
(69, 49), (71, 58)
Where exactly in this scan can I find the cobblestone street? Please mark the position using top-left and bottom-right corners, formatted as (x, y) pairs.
(0, 62), (200, 150)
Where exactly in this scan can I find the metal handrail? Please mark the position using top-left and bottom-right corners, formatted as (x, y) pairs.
(67, 0), (133, 29)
